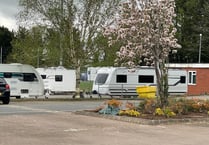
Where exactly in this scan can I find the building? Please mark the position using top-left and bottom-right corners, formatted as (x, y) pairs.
(168, 63), (209, 96)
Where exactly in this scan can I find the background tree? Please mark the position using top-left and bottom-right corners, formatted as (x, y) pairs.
(0, 27), (14, 63)
(90, 32), (121, 67)
(173, 0), (209, 63)
(9, 26), (48, 67)
(18, 0), (120, 92)
(104, 0), (180, 107)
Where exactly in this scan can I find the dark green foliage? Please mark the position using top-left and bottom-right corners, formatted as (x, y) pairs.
(0, 27), (14, 63)
(171, 0), (209, 63)
(9, 26), (46, 66)
(90, 33), (120, 67)
(7, 0), (209, 66)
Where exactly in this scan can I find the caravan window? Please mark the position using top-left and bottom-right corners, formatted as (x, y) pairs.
(12, 73), (23, 78)
(3, 73), (12, 78)
(138, 75), (154, 83)
(180, 76), (186, 83)
(23, 73), (37, 82)
(95, 73), (108, 85)
(41, 75), (46, 79)
(116, 75), (127, 83)
(3, 72), (22, 79)
(55, 75), (63, 82)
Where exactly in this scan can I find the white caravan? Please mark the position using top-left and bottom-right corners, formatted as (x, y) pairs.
(92, 67), (187, 96)
(87, 67), (101, 81)
(0, 63), (44, 98)
(36, 66), (76, 94)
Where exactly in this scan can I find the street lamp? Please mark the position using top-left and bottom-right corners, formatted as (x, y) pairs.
(198, 33), (202, 63)
(0, 46), (2, 64)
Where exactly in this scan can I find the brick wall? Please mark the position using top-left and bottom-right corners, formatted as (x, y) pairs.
(186, 68), (209, 95)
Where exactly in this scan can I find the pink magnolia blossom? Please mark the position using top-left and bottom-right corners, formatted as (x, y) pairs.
(104, 0), (180, 67)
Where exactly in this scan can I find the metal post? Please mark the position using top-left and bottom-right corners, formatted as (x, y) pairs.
(37, 47), (39, 68)
(59, 0), (64, 66)
(198, 33), (202, 63)
(0, 46), (2, 64)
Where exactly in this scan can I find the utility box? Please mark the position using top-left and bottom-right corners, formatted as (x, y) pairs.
(136, 86), (156, 99)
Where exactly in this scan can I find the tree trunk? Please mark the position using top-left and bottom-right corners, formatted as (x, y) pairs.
(154, 58), (169, 108)
(76, 60), (81, 90)
(72, 59), (84, 98)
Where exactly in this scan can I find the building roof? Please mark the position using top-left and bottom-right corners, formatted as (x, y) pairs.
(168, 63), (209, 68)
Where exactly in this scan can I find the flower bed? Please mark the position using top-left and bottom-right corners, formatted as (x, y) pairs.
(92, 98), (209, 120)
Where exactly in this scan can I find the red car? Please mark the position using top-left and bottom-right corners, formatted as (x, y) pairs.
(0, 77), (10, 104)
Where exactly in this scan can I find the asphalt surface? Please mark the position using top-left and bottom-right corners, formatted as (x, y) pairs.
(1, 111), (209, 145)
(0, 95), (209, 145)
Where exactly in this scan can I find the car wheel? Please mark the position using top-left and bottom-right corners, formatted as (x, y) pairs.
(2, 97), (10, 104)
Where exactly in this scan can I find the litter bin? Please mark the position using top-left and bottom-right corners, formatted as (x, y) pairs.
(136, 86), (156, 99)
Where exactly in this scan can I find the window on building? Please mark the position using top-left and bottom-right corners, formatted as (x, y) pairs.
(188, 71), (196, 85)
(116, 75), (127, 83)
(138, 75), (154, 83)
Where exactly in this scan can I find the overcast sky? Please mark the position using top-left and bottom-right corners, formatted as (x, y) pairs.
(0, 0), (20, 31)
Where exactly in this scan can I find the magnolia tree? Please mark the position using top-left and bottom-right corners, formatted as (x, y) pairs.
(104, 0), (181, 107)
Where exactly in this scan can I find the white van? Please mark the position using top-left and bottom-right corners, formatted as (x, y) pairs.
(0, 63), (44, 98)
(36, 66), (76, 95)
(92, 67), (187, 97)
